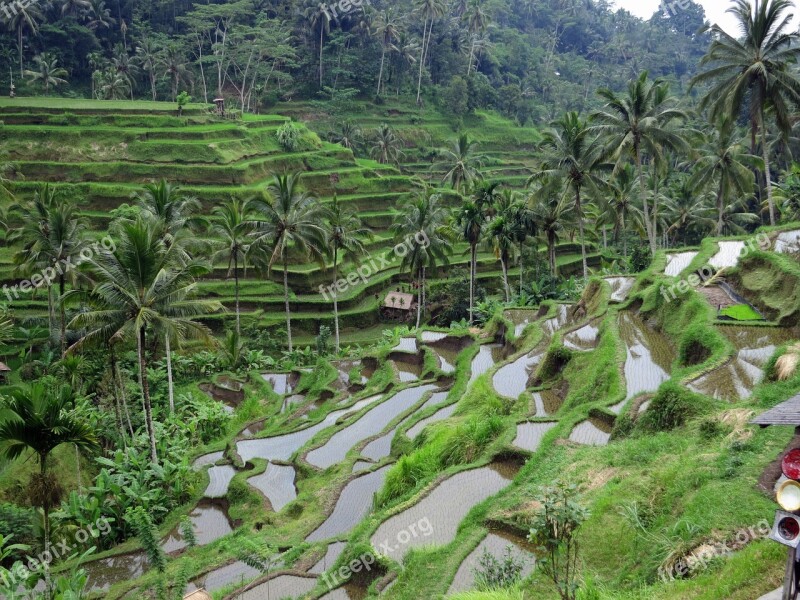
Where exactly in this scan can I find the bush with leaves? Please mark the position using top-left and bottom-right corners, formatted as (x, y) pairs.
(276, 121), (301, 151)
(628, 243), (652, 273)
(473, 545), (528, 590)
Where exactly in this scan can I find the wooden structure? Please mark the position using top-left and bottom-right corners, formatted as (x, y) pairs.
(0, 362), (10, 383)
(752, 393), (800, 427)
(381, 291), (416, 323)
(183, 590), (212, 600)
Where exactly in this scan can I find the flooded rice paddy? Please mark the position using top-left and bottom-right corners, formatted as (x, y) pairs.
(308, 541), (347, 574)
(775, 230), (800, 253)
(392, 337), (418, 353)
(531, 389), (562, 416)
(569, 418), (613, 446)
(162, 500), (234, 553)
(262, 373), (294, 395)
(237, 575), (317, 600)
(203, 464), (236, 498)
(469, 344), (505, 385)
(618, 311), (675, 404)
(193, 560), (261, 593)
(605, 277), (635, 303)
(492, 351), (542, 399)
(505, 309), (538, 336)
(512, 421), (557, 452)
(709, 241), (746, 269)
(83, 552), (149, 593)
(447, 530), (536, 594)
(563, 323), (599, 351)
(664, 252), (698, 277)
(406, 404), (458, 439)
(247, 463), (297, 511)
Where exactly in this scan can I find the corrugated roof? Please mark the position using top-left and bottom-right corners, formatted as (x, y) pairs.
(384, 292), (415, 310)
(752, 393), (800, 426)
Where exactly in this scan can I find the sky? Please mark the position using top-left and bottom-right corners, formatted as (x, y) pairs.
(612, 0), (799, 36)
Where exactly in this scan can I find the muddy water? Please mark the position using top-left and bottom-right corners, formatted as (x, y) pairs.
(568, 418), (612, 446)
(618, 311), (675, 404)
(492, 352), (542, 399)
(606, 277), (635, 303)
(237, 395), (383, 463)
(563, 323), (599, 351)
(447, 530), (536, 594)
(688, 326), (796, 401)
(306, 385), (437, 469)
(775, 230), (800, 253)
(262, 373), (293, 395)
(369, 463), (516, 563)
(307, 465), (391, 541)
(406, 404), (458, 440)
(428, 345), (460, 374)
(238, 575), (317, 600)
(531, 389), (562, 416)
(421, 331), (448, 342)
(393, 337), (418, 353)
(332, 359), (364, 387)
(309, 541), (347, 574)
(162, 500), (233, 553)
(83, 552), (149, 593)
(505, 309), (538, 336)
(709, 241), (746, 269)
(664, 252), (698, 277)
(513, 422), (557, 452)
(248, 463), (297, 511)
(470, 344), (505, 385)
(195, 561), (261, 593)
(204, 465), (236, 498)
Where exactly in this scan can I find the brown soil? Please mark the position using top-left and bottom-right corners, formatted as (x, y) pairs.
(697, 285), (736, 311)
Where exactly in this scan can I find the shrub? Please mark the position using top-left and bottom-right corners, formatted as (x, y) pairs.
(473, 546), (527, 590)
(635, 381), (711, 433)
(628, 243), (652, 273)
(276, 121), (301, 151)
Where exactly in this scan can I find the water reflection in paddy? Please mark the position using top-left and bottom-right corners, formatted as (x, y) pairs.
(421, 331), (448, 342)
(605, 277), (635, 303)
(470, 344), (505, 385)
(162, 501), (233, 553)
(262, 373), (293, 395)
(569, 418), (612, 446)
(194, 561), (261, 593)
(688, 326), (796, 401)
(563, 323), (599, 351)
(204, 464), (236, 498)
(247, 463), (297, 511)
(505, 309), (537, 336)
(307, 465), (391, 541)
(492, 352), (542, 399)
(306, 385), (437, 469)
(709, 241), (746, 269)
(83, 552), (149, 593)
(543, 305), (571, 335)
(531, 389), (562, 416)
(237, 575), (317, 600)
(447, 530), (535, 595)
(369, 463), (517, 562)
(392, 358), (422, 382)
(618, 311), (674, 408)
(392, 337), (418, 353)
(406, 404), (458, 440)
(319, 584), (368, 599)
(775, 230), (800, 253)
(513, 422), (557, 452)
(309, 541), (347, 574)
(664, 252), (698, 277)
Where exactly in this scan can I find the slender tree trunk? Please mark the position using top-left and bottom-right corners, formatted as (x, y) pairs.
(716, 182), (724, 236)
(636, 148), (656, 254)
(166, 335), (174, 414)
(377, 46), (386, 97)
(548, 233), (557, 277)
(18, 25), (23, 78)
(59, 276), (66, 357)
(333, 246), (340, 353)
(137, 326), (158, 464)
(109, 349), (129, 443)
(47, 286), (55, 347)
(519, 241), (524, 297)
(469, 243), (476, 325)
(501, 256), (510, 302)
(416, 17), (430, 105)
(576, 187), (588, 279)
(283, 258), (293, 352)
(760, 109), (776, 226)
(234, 253), (241, 338)
(622, 212), (628, 258)
(415, 271), (422, 329)
(319, 25), (324, 89)
(149, 71), (156, 101)
(40, 454), (52, 599)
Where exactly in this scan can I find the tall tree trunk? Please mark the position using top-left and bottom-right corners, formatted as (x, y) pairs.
(622, 212), (628, 258)
(137, 326), (158, 464)
(149, 71), (156, 101)
(519, 241), (524, 297)
(333, 246), (340, 353)
(636, 148), (656, 254)
(576, 187), (588, 279)
(416, 17), (430, 105)
(548, 233), (557, 277)
(165, 335), (174, 414)
(501, 256), (510, 302)
(283, 258), (293, 352)
(415, 271), (422, 329)
(40, 453), (52, 600)
(716, 181), (724, 236)
(377, 46), (386, 97)
(469, 243), (476, 325)
(234, 253), (241, 338)
(319, 25), (325, 89)
(58, 276), (66, 357)
(18, 25), (23, 78)
(760, 109), (776, 226)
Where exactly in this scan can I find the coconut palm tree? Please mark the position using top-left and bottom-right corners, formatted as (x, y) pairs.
(0, 383), (98, 561)
(162, 43), (191, 100)
(689, 117), (761, 235)
(601, 163), (642, 257)
(70, 218), (221, 463)
(532, 111), (604, 279)
(135, 179), (206, 252)
(247, 173), (327, 352)
(24, 53), (68, 94)
(135, 37), (162, 102)
(691, 0), (800, 226)
(97, 69), (131, 100)
(436, 133), (486, 192)
(392, 187), (452, 328)
(455, 182), (496, 324)
(662, 176), (715, 245)
(527, 176), (572, 277)
(211, 200), (252, 338)
(304, 0), (332, 89)
(464, 0), (490, 75)
(325, 197), (372, 352)
(486, 191), (525, 302)
(369, 123), (405, 165)
(414, 0), (447, 104)
(591, 72), (691, 253)
(61, 0), (92, 16)
(374, 9), (401, 97)
(87, 0), (115, 30)
(7, 2), (42, 77)
(328, 122), (362, 152)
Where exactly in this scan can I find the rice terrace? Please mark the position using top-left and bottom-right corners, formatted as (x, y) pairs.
(0, 0), (800, 599)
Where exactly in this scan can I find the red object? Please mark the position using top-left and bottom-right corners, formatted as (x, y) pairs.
(779, 517), (800, 541)
(782, 449), (800, 480)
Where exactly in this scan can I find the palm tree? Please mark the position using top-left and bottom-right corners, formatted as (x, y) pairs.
(527, 176), (572, 277)
(486, 191), (525, 302)
(392, 188), (451, 328)
(436, 133), (486, 192)
(464, 0), (490, 75)
(0, 383), (98, 560)
(136, 37), (162, 101)
(247, 173), (327, 352)
(87, 0), (115, 30)
(24, 53), (68, 94)
(112, 45), (138, 101)
(689, 117), (761, 235)
(61, 0), (92, 16)
(97, 68), (131, 100)
(135, 179), (206, 252)
(533, 112), (604, 279)
(414, 0), (447, 105)
(369, 124), (405, 165)
(601, 163), (642, 257)
(8, 1), (42, 77)
(304, 1), (332, 89)
(455, 182), (495, 324)
(328, 122), (362, 152)
(325, 197), (371, 352)
(374, 9), (401, 97)
(591, 72), (691, 253)
(211, 200), (252, 338)
(663, 176), (715, 245)
(70, 218), (221, 462)
(162, 43), (191, 100)
(691, 0), (800, 226)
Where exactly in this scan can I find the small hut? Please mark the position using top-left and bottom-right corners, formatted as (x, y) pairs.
(382, 291), (415, 322)
(213, 98), (225, 116)
(0, 362), (10, 383)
